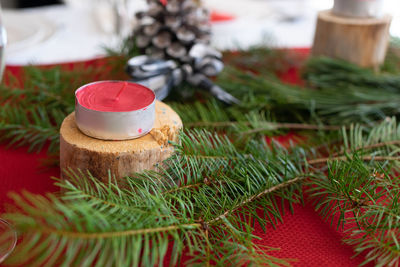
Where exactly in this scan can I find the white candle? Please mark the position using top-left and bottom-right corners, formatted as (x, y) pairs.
(332, 0), (384, 18)
(75, 81), (156, 140)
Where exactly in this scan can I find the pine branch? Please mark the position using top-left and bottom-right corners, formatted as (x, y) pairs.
(214, 60), (400, 125)
(2, 47), (400, 157)
(42, 223), (202, 239)
(0, 105), (63, 153)
(208, 175), (308, 225)
(304, 56), (400, 92)
(187, 120), (342, 131)
(332, 140), (400, 157)
(241, 123), (341, 135)
(301, 119), (400, 266)
(308, 155), (400, 165)
(0, 60), (128, 155)
(308, 154), (400, 266)
(3, 48), (400, 158)
(3, 130), (314, 266)
(3, 42), (400, 265)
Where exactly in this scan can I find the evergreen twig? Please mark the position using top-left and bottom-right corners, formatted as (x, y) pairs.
(3, 130), (310, 266)
(208, 175), (308, 225)
(2, 44), (400, 266)
(307, 157), (400, 266)
(308, 155), (400, 165)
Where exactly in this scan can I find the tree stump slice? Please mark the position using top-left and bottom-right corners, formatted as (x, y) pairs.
(60, 101), (182, 182)
(312, 10), (391, 68)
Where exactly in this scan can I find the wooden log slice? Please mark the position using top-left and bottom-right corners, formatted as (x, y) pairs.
(312, 10), (392, 68)
(60, 101), (182, 182)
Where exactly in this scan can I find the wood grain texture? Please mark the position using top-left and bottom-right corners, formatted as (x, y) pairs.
(60, 101), (182, 181)
(312, 10), (391, 68)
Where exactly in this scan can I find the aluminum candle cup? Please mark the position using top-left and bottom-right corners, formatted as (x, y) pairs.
(75, 81), (156, 140)
(332, 0), (384, 18)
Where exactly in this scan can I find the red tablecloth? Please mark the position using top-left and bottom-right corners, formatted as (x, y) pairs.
(0, 55), (373, 267)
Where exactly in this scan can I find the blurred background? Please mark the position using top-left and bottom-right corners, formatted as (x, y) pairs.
(0, 0), (399, 65)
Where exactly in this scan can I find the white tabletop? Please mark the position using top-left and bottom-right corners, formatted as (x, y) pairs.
(3, 0), (400, 65)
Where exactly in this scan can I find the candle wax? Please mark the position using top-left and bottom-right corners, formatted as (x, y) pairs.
(76, 81), (155, 112)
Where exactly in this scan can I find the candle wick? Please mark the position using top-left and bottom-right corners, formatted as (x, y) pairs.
(114, 82), (128, 102)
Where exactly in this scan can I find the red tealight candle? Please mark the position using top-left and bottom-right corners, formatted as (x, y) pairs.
(75, 81), (156, 140)
(76, 81), (154, 112)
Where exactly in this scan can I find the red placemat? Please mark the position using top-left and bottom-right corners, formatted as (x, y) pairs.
(0, 53), (372, 266)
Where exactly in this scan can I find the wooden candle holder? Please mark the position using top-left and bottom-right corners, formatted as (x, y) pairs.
(312, 10), (391, 68)
(60, 101), (182, 182)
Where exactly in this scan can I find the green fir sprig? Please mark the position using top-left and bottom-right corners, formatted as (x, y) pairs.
(0, 60), (128, 154)
(3, 119), (400, 266)
(307, 118), (400, 266)
(2, 44), (400, 266)
(308, 158), (400, 267)
(3, 47), (400, 155)
(3, 130), (313, 266)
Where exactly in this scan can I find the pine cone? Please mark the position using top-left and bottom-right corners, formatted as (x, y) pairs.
(134, 0), (211, 62)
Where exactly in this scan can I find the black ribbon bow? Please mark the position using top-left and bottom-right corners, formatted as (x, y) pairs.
(126, 43), (240, 104)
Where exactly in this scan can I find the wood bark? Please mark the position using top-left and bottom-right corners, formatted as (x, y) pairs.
(312, 10), (391, 68)
(60, 101), (182, 182)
